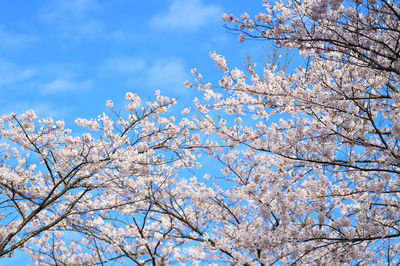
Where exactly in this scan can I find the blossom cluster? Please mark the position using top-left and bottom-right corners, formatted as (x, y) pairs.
(0, 0), (399, 264)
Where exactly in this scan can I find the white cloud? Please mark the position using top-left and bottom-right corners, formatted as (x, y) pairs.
(42, 78), (92, 94)
(38, 0), (143, 42)
(99, 57), (146, 76)
(0, 59), (94, 96)
(41, 0), (100, 19)
(0, 26), (38, 51)
(39, 0), (105, 39)
(99, 56), (189, 94)
(0, 101), (69, 119)
(150, 0), (223, 31)
(146, 58), (188, 88)
(103, 30), (141, 42)
(0, 60), (36, 87)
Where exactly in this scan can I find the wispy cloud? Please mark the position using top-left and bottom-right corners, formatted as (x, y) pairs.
(38, 0), (105, 39)
(150, 0), (222, 31)
(99, 57), (146, 76)
(29, 62), (93, 95)
(99, 56), (189, 94)
(42, 78), (92, 94)
(102, 30), (141, 42)
(41, 0), (101, 19)
(0, 59), (92, 95)
(146, 58), (188, 89)
(0, 26), (38, 52)
(0, 59), (36, 87)
(0, 101), (70, 119)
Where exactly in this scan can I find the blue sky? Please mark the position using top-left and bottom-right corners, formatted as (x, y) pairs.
(0, 0), (265, 264)
(0, 0), (264, 125)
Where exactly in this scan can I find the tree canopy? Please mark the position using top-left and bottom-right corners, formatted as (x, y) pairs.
(0, 0), (399, 264)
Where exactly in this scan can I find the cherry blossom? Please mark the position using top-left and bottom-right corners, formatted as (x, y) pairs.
(184, 0), (400, 263)
(1, 0), (399, 264)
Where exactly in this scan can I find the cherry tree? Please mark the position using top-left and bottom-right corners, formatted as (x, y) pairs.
(1, 0), (400, 264)
(0, 90), (266, 265)
(0, 91), (206, 265)
(184, 0), (400, 264)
